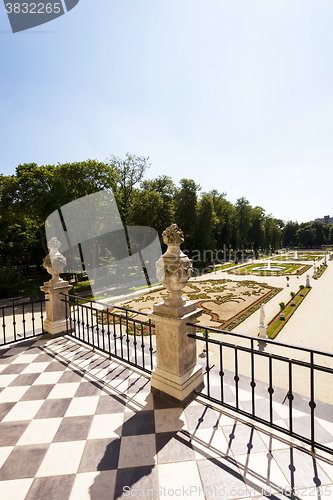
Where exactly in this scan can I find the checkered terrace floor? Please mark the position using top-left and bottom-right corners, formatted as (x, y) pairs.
(0, 336), (333, 500)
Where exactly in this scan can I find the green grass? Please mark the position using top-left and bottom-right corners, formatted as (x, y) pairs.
(229, 263), (309, 276)
(266, 289), (310, 338)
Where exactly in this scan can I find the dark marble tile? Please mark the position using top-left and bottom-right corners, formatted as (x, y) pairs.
(0, 444), (49, 480)
(44, 361), (68, 372)
(0, 420), (31, 446)
(123, 411), (155, 436)
(197, 457), (250, 500)
(35, 398), (72, 418)
(86, 470), (117, 500)
(58, 370), (84, 383)
(115, 466), (158, 499)
(79, 438), (121, 472)
(0, 353), (18, 364)
(223, 423), (267, 455)
(0, 402), (15, 422)
(25, 475), (75, 500)
(8, 373), (40, 387)
(184, 405), (219, 430)
(156, 430), (194, 463)
(53, 415), (93, 442)
(20, 384), (55, 401)
(74, 381), (102, 398)
(152, 394), (178, 410)
(96, 395), (127, 414)
(1, 363), (29, 374)
(31, 353), (53, 363)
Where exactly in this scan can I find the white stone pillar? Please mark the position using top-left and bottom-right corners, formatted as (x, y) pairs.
(40, 281), (72, 335)
(150, 224), (204, 406)
(149, 301), (203, 406)
(40, 237), (73, 335)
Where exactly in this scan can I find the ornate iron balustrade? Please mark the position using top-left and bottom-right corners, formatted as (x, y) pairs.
(61, 294), (155, 374)
(0, 295), (47, 346)
(188, 323), (333, 455)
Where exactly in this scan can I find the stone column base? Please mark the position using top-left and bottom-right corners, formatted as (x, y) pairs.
(151, 363), (204, 408)
(42, 318), (69, 335)
(258, 325), (267, 338)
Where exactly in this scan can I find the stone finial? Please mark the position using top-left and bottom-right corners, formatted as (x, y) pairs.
(43, 237), (67, 283)
(156, 224), (192, 308)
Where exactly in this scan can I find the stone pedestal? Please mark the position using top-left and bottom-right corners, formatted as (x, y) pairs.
(40, 281), (73, 335)
(149, 300), (204, 407)
(258, 325), (267, 339)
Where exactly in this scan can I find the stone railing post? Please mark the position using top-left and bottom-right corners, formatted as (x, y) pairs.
(149, 224), (203, 407)
(40, 237), (72, 335)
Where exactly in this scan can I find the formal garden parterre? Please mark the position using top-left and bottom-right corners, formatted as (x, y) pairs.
(111, 279), (282, 332)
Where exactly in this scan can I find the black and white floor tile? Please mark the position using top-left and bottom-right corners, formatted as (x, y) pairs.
(0, 336), (332, 499)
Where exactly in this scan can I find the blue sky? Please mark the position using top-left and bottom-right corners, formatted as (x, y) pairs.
(1, 0), (333, 224)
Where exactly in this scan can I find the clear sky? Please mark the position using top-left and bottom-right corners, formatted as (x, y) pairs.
(1, 0), (333, 224)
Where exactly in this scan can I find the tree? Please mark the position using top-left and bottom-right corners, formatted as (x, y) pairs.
(107, 153), (150, 226)
(193, 194), (218, 263)
(174, 179), (200, 250)
(282, 221), (299, 247)
(0, 160), (119, 260)
(235, 197), (251, 250)
(248, 206), (265, 255)
(139, 176), (176, 233)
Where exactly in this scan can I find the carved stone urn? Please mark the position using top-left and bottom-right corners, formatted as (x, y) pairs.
(156, 224), (192, 307)
(43, 237), (67, 284)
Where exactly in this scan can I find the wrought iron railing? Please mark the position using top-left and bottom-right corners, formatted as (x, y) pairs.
(61, 294), (155, 374)
(188, 323), (333, 454)
(0, 294), (47, 346)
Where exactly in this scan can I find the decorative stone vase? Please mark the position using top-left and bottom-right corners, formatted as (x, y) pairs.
(43, 237), (67, 283)
(156, 224), (193, 307)
(280, 313), (285, 320)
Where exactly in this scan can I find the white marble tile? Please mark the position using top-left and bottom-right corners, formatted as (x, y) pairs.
(17, 417), (62, 445)
(65, 396), (100, 417)
(69, 471), (116, 500)
(12, 354), (39, 364)
(0, 478), (34, 500)
(36, 440), (86, 477)
(47, 382), (81, 399)
(0, 374), (19, 387)
(0, 386), (29, 403)
(235, 451), (290, 494)
(191, 427), (229, 459)
(87, 413), (124, 440)
(21, 362), (50, 374)
(158, 461), (203, 500)
(2, 400), (44, 421)
(32, 371), (63, 385)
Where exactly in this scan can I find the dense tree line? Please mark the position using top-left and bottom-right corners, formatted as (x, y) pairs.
(282, 220), (333, 248)
(1, 155), (328, 274)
